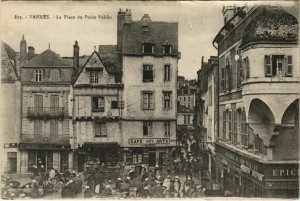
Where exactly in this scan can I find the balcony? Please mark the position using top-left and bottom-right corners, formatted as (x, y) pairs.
(28, 107), (67, 119)
(21, 134), (70, 144)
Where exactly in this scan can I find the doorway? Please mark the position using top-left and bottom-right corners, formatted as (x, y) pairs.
(149, 152), (156, 167)
(7, 152), (17, 174)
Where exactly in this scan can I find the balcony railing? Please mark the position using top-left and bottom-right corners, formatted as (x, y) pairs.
(21, 134), (69, 143)
(28, 107), (67, 119)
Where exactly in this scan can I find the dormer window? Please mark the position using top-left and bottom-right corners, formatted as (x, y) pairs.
(35, 70), (42, 82)
(90, 70), (99, 83)
(143, 43), (154, 55)
(163, 45), (172, 55)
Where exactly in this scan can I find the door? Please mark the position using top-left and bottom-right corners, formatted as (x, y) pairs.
(34, 95), (43, 114)
(149, 152), (156, 167)
(50, 95), (59, 114)
(36, 151), (46, 168)
(78, 154), (85, 172)
(7, 152), (17, 173)
(60, 151), (69, 172)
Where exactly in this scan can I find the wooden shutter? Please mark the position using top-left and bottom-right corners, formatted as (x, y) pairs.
(265, 55), (272, 77)
(50, 95), (59, 108)
(50, 120), (58, 137)
(34, 95), (43, 108)
(170, 92), (172, 108)
(285, 55), (293, 76)
(223, 111), (226, 140)
(221, 68), (225, 92)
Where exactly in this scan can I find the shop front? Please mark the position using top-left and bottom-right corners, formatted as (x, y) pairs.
(76, 142), (122, 172)
(18, 143), (72, 173)
(124, 137), (174, 175)
(215, 143), (299, 198)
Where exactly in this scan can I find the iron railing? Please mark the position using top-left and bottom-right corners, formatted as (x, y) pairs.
(28, 107), (67, 118)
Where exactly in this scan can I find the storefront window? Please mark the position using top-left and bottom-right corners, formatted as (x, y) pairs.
(132, 152), (143, 164)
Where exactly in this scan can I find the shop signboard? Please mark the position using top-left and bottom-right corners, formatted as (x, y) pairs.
(128, 138), (170, 145)
(252, 170), (264, 181)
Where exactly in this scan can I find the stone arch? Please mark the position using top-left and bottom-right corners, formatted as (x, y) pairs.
(248, 98), (275, 146)
(281, 99), (299, 126)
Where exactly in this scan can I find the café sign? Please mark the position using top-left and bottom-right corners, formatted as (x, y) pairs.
(128, 138), (170, 145)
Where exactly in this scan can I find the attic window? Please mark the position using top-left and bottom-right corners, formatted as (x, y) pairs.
(143, 43), (154, 55)
(35, 70), (42, 82)
(163, 45), (172, 54)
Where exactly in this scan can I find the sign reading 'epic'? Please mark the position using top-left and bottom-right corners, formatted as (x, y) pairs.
(128, 138), (170, 145)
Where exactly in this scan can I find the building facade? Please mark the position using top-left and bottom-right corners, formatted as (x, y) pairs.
(1, 42), (22, 174)
(19, 37), (74, 173)
(177, 80), (196, 110)
(213, 6), (299, 198)
(71, 43), (124, 172)
(119, 10), (179, 170)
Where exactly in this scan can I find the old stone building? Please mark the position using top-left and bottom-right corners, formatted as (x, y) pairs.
(118, 9), (180, 170)
(213, 6), (299, 198)
(1, 42), (22, 174)
(71, 42), (123, 172)
(19, 37), (74, 173)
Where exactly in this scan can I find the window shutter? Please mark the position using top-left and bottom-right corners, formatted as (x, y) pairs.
(141, 92), (144, 109)
(162, 92), (165, 109)
(265, 55), (272, 77)
(170, 92), (172, 108)
(152, 92), (155, 109)
(221, 68), (225, 92)
(285, 55), (293, 77)
(245, 57), (250, 79)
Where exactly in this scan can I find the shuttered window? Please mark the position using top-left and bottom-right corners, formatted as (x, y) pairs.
(221, 68), (225, 92)
(243, 57), (250, 79)
(286, 55), (293, 76)
(143, 121), (153, 136)
(95, 123), (107, 137)
(164, 121), (171, 136)
(50, 120), (58, 137)
(92, 97), (105, 111)
(223, 111), (226, 141)
(34, 121), (42, 135)
(228, 110), (232, 142)
(164, 64), (171, 81)
(142, 91), (154, 110)
(163, 91), (172, 109)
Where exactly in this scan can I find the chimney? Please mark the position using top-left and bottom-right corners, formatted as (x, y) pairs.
(201, 56), (204, 66)
(28, 46), (35, 61)
(20, 34), (27, 66)
(117, 8), (125, 52)
(124, 9), (132, 24)
(73, 40), (79, 71)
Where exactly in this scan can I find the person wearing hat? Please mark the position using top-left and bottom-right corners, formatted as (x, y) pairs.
(153, 180), (164, 198)
(115, 177), (122, 192)
(174, 176), (181, 198)
(141, 186), (151, 198)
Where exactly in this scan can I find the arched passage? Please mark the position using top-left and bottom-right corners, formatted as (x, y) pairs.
(272, 99), (299, 160)
(248, 99), (275, 146)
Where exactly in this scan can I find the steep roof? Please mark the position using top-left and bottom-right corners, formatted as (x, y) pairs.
(98, 45), (122, 73)
(122, 21), (179, 56)
(22, 49), (70, 67)
(241, 8), (298, 48)
(1, 42), (18, 81)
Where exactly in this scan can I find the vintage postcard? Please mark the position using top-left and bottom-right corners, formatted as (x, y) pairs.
(0, 1), (299, 199)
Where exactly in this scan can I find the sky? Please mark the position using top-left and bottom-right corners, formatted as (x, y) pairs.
(1, 1), (298, 80)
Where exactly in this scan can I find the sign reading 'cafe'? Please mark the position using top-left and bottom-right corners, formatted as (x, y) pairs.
(128, 138), (170, 145)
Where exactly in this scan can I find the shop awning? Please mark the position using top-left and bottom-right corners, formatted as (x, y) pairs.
(83, 142), (121, 148)
(18, 143), (71, 150)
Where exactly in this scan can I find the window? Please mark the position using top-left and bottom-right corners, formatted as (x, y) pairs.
(237, 60), (243, 87)
(95, 123), (107, 137)
(142, 91), (154, 110)
(286, 56), (293, 76)
(208, 86), (212, 106)
(50, 120), (58, 137)
(34, 121), (42, 135)
(222, 111), (226, 141)
(143, 121), (153, 136)
(143, 43), (154, 54)
(132, 152), (143, 164)
(265, 55), (293, 77)
(184, 115), (191, 125)
(115, 74), (122, 83)
(221, 68), (225, 92)
(243, 57), (250, 79)
(254, 135), (266, 154)
(164, 65), (171, 81)
(225, 57), (231, 91)
(143, 65), (154, 82)
(164, 121), (171, 136)
(35, 70), (42, 82)
(163, 91), (172, 109)
(241, 110), (248, 147)
(228, 110), (232, 142)
(163, 45), (172, 54)
(233, 110), (237, 145)
(111, 101), (119, 109)
(90, 70), (99, 83)
(92, 97), (105, 111)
